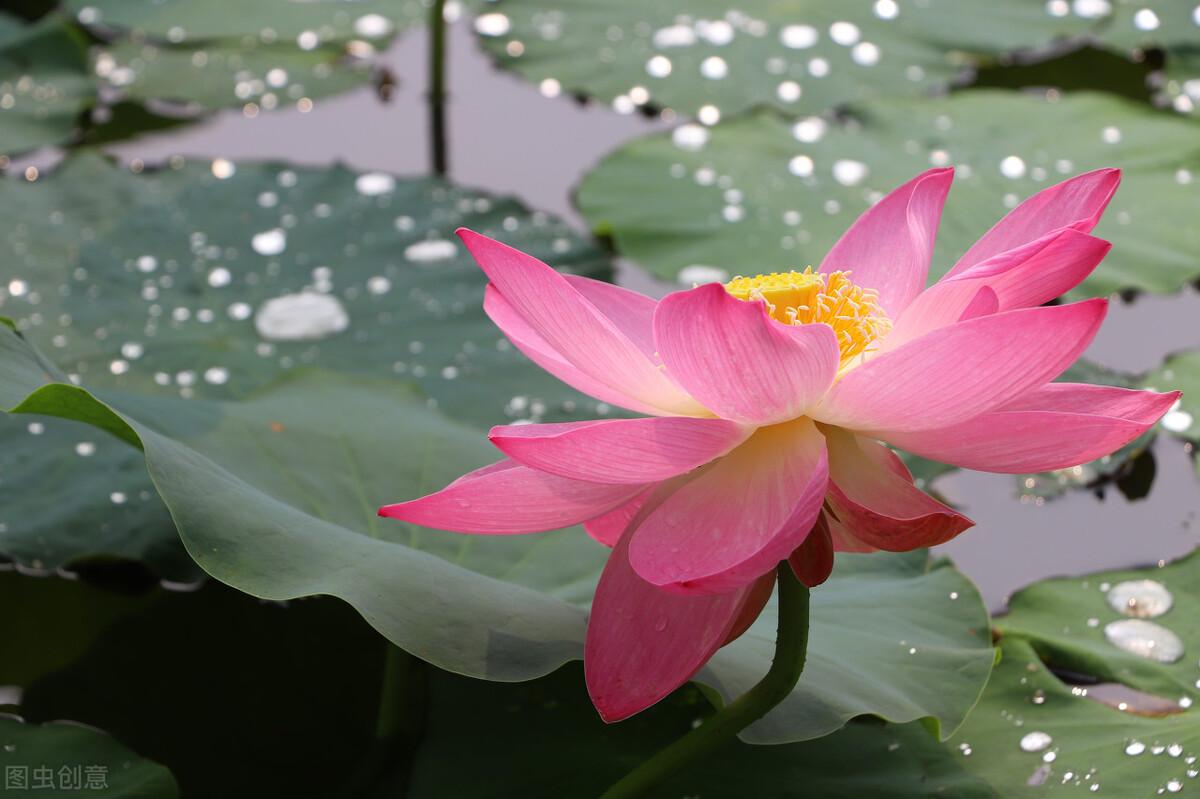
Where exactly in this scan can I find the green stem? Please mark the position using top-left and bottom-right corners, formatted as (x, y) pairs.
(428, 0), (448, 177)
(600, 563), (811, 799)
(342, 645), (427, 797)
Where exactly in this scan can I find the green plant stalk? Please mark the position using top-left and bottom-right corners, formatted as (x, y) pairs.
(600, 563), (811, 798)
(428, 0), (449, 176)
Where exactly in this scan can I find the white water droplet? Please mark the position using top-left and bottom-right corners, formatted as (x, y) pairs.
(1021, 731), (1054, 752)
(355, 172), (395, 196)
(251, 228), (287, 256)
(475, 13), (511, 37)
(672, 124), (708, 151)
(832, 159), (868, 186)
(207, 267), (232, 288)
(354, 13), (394, 38)
(254, 291), (349, 342)
(1106, 579), (1173, 618)
(1104, 619), (1185, 663)
(404, 239), (457, 263)
(677, 265), (729, 285)
(780, 24), (818, 49)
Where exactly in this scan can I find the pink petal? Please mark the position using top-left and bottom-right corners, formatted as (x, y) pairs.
(489, 417), (750, 484)
(812, 299), (1108, 433)
(788, 514), (835, 587)
(882, 384), (1180, 473)
(628, 417), (828, 594)
(880, 281), (999, 353)
(825, 428), (973, 551)
(586, 520), (767, 722)
(948, 168), (1120, 276)
(563, 275), (658, 360)
(584, 488), (654, 547)
(461, 229), (704, 416)
(653, 283), (839, 425)
(945, 228), (1111, 310)
(378, 459), (645, 534)
(819, 167), (954, 317)
(484, 286), (669, 416)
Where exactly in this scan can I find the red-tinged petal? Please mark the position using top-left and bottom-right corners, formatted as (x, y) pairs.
(812, 299), (1108, 433)
(378, 460), (645, 534)
(882, 384), (1181, 474)
(820, 167), (954, 317)
(948, 168), (1120, 276)
(584, 488), (654, 547)
(721, 571), (777, 646)
(461, 229), (705, 416)
(628, 417), (828, 595)
(788, 515), (835, 587)
(824, 428), (973, 551)
(585, 519), (763, 722)
(654, 283), (839, 425)
(489, 417), (750, 484)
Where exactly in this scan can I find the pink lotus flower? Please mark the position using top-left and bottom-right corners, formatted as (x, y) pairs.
(380, 167), (1177, 722)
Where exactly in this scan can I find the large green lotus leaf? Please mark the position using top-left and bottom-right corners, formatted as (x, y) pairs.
(92, 39), (375, 113)
(995, 550), (1200, 702)
(0, 717), (178, 798)
(10, 569), (989, 798)
(0, 14), (94, 158)
(949, 638), (1199, 796)
(708, 551), (993, 743)
(472, 0), (1096, 121)
(577, 91), (1200, 298)
(945, 545), (1200, 797)
(411, 660), (996, 798)
(0, 155), (612, 577)
(63, 0), (425, 43)
(0, 327), (993, 744)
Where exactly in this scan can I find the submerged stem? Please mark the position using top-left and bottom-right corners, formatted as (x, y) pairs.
(600, 563), (811, 799)
(428, 0), (449, 177)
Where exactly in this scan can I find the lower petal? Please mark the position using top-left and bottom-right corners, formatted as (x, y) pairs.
(824, 428), (973, 551)
(584, 488), (654, 547)
(628, 417), (829, 595)
(377, 460), (645, 534)
(586, 521), (767, 722)
(882, 384), (1180, 473)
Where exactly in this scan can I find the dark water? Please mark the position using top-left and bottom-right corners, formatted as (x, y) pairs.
(104, 22), (1200, 608)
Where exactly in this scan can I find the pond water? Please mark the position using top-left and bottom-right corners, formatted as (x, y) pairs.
(104, 21), (1200, 609)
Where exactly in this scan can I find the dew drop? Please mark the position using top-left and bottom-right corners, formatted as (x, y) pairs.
(780, 24), (818, 49)
(354, 13), (394, 38)
(355, 172), (396, 196)
(672, 124), (708, 152)
(677, 265), (729, 285)
(404, 239), (457, 262)
(475, 13), (511, 37)
(251, 228), (287, 256)
(1106, 579), (1173, 618)
(207, 267), (232, 288)
(254, 291), (349, 342)
(1021, 731), (1054, 752)
(1105, 619), (1184, 663)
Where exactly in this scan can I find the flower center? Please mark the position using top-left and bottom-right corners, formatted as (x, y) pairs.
(723, 268), (892, 366)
